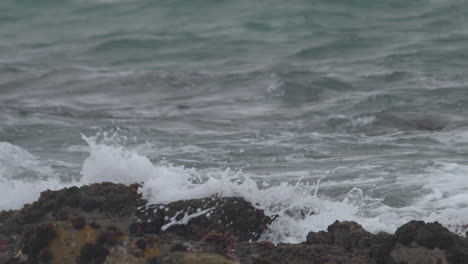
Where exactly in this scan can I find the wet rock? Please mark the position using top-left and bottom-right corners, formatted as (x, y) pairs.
(307, 221), (381, 254)
(3, 183), (468, 264)
(254, 241), (275, 250)
(132, 196), (271, 241)
(38, 249), (53, 263)
(135, 238), (147, 250)
(71, 216), (86, 230)
(393, 221), (468, 264)
(96, 226), (123, 247)
(0, 182), (145, 235)
(20, 223), (57, 262)
(237, 242), (371, 264)
(76, 242), (109, 264)
(170, 243), (188, 252)
(200, 231), (237, 259)
(327, 220), (379, 250)
(306, 230), (332, 245)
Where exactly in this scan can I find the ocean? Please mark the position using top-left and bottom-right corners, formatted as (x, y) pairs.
(1, 0), (468, 243)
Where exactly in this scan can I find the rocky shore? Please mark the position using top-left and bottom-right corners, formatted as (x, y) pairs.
(1, 182), (467, 264)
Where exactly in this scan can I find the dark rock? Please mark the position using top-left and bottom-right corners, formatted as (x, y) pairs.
(66, 194), (81, 208)
(306, 230), (332, 245)
(147, 257), (160, 264)
(71, 216), (86, 230)
(395, 221), (454, 249)
(255, 241), (275, 250)
(394, 221), (468, 264)
(38, 249), (53, 263)
(136, 238), (147, 250)
(306, 221), (381, 253)
(327, 220), (378, 250)
(200, 231), (237, 258)
(170, 243), (188, 252)
(76, 242), (109, 264)
(89, 221), (101, 229)
(250, 256), (274, 264)
(54, 208), (68, 221)
(78, 182), (146, 215)
(0, 182), (146, 236)
(4, 183), (468, 264)
(96, 226), (123, 246)
(81, 198), (99, 212)
(132, 196), (272, 241)
(20, 223), (57, 260)
(237, 242), (372, 264)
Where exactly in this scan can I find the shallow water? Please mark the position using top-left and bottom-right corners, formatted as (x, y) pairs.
(1, 0), (468, 243)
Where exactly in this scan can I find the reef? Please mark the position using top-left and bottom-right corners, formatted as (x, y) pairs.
(1, 182), (467, 264)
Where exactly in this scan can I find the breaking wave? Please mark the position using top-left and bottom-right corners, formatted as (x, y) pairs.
(2, 133), (468, 243)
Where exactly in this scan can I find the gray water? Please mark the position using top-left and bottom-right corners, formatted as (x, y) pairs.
(1, 0), (468, 242)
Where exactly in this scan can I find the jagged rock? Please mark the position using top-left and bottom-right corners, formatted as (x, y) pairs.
(20, 223), (57, 262)
(131, 196), (272, 241)
(307, 220), (385, 258)
(326, 220), (378, 250)
(306, 230), (332, 245)
(15, 221), (237, 264)
(199, 231), (237, 259)
(2, 183), (468, 264)
(0, 183), (145, 235)
(236, 242), (372, 264)
(393, 221), (468, 264)
(305, 220), (468, 264)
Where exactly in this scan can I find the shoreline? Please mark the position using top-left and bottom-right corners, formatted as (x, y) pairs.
(1, 182), (467, 264)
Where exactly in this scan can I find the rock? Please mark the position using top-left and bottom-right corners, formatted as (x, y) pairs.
(393, 221), (468, 264)
(20, 223), (57, 262)
(132, 196), (272, 241)
(71, 216), (86, 230)
(0, 183), (145, 235)
(326, 220), (379, 250)
(76, 242), (109, 264)
(306, 230), (332, 245)
(307, 220), (385, 261)
(3, 183), (468, 264)
(200, 231), (237, 259)
(390, 243), (448, 264)
(236, 242), (372, 264)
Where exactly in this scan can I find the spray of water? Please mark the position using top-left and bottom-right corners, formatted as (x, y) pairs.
(1, 133), (467, 242)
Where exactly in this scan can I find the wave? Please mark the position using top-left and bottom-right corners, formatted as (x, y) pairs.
(2, 133), (468, 243)
(0, 142), (67, 209)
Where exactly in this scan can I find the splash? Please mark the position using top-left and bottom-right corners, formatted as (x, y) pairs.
(78, 134), (392, 243)
(2, 134), (468, 242)
(0, 142), (66, 210)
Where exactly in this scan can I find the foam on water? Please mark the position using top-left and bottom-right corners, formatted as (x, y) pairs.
(1, 135), (468, 243)
(81, 135), (384, 243)
(0, 142), (67, 210)
(77, 135), (468, 242)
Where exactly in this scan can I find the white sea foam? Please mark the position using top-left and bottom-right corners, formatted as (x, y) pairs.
(161, 208), (214, 231)
(0, 142), (56, 180)
(0, 142), (67, 209)
(76, 135), (402, 242)
(1, 136), (468, 242)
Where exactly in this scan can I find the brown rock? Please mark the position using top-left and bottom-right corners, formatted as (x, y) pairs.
(71, 216), (86, 230)
(20, 223), (57, 261)
(76, 242), (109, 264)
(132, 196), (271, 242)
